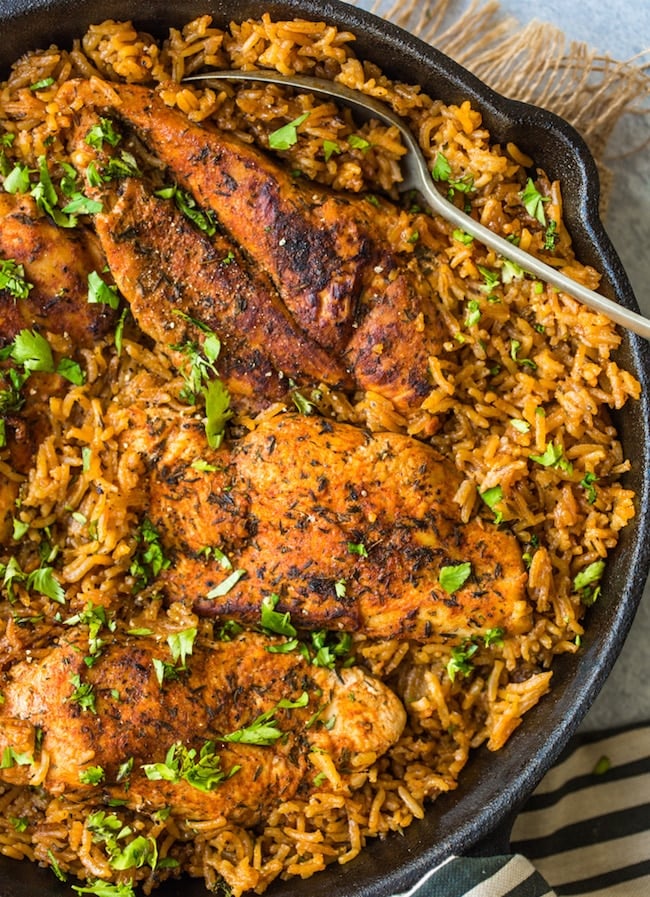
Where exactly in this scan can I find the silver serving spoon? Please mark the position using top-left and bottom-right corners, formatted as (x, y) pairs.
(184, 69), (650, 340)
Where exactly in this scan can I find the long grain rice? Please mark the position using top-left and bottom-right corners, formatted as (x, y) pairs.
(0, 12), (641, 897)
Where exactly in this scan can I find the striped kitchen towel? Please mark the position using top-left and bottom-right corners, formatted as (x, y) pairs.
(397, 722), (650, 896)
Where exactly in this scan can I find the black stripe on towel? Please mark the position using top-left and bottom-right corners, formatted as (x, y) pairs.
(556, 858), (650, 895)
(522, 756), (648, 813)
(513, 803), (650, 859)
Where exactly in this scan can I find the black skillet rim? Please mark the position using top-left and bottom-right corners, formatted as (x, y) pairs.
(0, 1), (649, 895)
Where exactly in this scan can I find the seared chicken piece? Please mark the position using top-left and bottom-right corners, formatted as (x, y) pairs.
(0, 629), (405, 824)
(126, 413), (530, 640)
(61, 80), (449, 413)
(0, 193), (117, 538)
(70, 154), (353, 407)
(0, 192), (115, 347)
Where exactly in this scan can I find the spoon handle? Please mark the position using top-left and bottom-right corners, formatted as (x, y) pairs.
(185, 70), (650, 340)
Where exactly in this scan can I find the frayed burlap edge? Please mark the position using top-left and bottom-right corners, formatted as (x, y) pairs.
(356, 0), (650, 207)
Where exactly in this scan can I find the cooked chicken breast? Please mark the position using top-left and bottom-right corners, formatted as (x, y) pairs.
(60, 79), (449, 414)
(0, 629), (405, 825)
(123, 412), (530, 640)
(0, 192), (115, 347)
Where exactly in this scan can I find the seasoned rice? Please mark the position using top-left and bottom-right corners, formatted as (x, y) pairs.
(0, 12), (640, 897)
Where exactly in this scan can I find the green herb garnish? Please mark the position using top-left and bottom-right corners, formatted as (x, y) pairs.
(268, 113), (310, 151)
(439, 562), (472, 594)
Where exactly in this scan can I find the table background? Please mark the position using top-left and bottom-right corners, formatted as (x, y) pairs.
(364, 0), (650, 732)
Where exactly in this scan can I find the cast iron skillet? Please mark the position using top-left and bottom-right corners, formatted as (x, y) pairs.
(0, 1), (649, 895)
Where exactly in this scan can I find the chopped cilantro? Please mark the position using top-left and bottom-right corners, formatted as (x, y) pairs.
(29, 77), (55, 91)
(529, 441), (573, 473)
(268, 113), (310, 151)
(0, 258), (33, 300)
(60, 192), (103, 216)
(501, 259), (524, 283)
(129, 518), (170, 592)
(480, 485), (504, 524)
(85, 118), (122, 150)
(2, 161), (31, 194)
(292, 390), (316, 414)
(573, 560), (605, 605)
(520, 178), (548, 225)
(478, 265), (500, 294)
(203, 377), (232, 449)
(222, 692), (309, 746)
(142, 740), (239, 792)
(483, 627), (505, 647)
(347, 134), (371, 152)
(323, 139), (341, 161)
(309, 630), (354, 669)
(154, 183), (217, 235)
(56, 356), (86, 386)
(67, 674), (97, 714)
(1, 746), (33, 768)
(167, 628), (197, 667)
(88, 270), (120, 309)
(79, 765), (105, 785)
(206, 567), (246, 599)
(453, 228), (474, 245)
(10, 328), (54, 372)
(73, 877), (136, 896)
(465, 299), (481, 327)
(26, 565), (65, 603)
(431, 151), (452, 182)
(544, 219), (559, 250)
(439, 562), (472, 594)
(103, 150), (141, 181)
(580, 471), (598, 504)
(260, 592), (297, 637)
(446, 641), (478, 682)
(347, 541), (368, 558)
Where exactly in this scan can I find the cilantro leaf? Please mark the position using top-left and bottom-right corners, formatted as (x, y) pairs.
(268, 113), (310, 151)
(0, 259), (33, 300)
(580, 471), (598, 504)
(85, 118), (122, 150)
(439, 562), (472, 594)
(203, 377), (232, 449)
(323, 139), (341, 162)
(260, 592), (297, 637)
(520, 178), (548, 225)
(142, 741), (238, 792)
(206, 567), (246, 599)
(480, 485), (504, 524)
(88, 270), (120, 309)
(10, 329), (54, 372)
(529, 441), (573, 473)
(222, 692), (308, 746)
(573, 560), (605, 605)
(431, 151), (452, 182)
(446, 641), (478, 682)
(67, 674), (97, 713)
(129, 518), (170, 592)
(167, 628), (197, 667)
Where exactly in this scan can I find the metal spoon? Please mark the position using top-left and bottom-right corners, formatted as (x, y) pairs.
(184, 69), (650, 340)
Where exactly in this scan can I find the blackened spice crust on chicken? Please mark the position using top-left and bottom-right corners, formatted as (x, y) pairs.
(122, 411), (530, 641)
(61, 78), (449, 415)
(0, 23), (639, 895)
